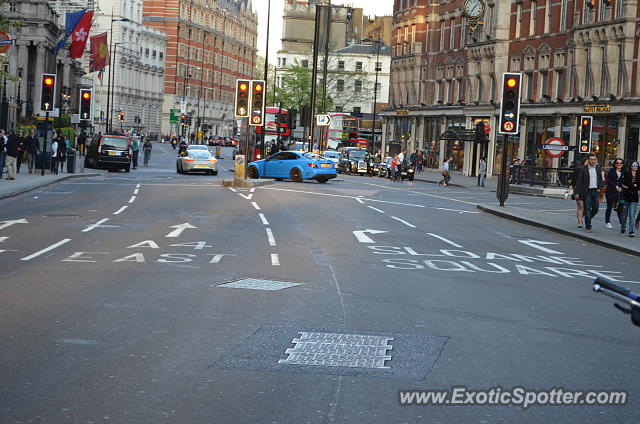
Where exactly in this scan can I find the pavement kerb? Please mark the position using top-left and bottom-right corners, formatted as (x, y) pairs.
(477, 204), (640, 258)
(0, 172), (103, 201)
(408, 177), (466, 188)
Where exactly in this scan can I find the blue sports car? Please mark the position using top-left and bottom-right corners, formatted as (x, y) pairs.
(247, 151), (337, 183)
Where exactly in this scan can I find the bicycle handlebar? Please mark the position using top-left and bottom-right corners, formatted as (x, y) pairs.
(593, 277), (640, 327)
(593, 277), (639, 301)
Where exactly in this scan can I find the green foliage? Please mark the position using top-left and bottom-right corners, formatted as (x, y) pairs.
(275, 64), (333, 112)
(0, 0), (20, 84)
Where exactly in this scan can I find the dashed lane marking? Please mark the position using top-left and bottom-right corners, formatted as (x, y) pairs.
(20, 239), (71, 261)
(133, 188), (139, 195)
(128, 196), (136, 204)
(355, 197), (365, 204)
(426, 233), (463, 248)
(359, 181), (477, 206)
(266, 228), (277, 246)
(391, 216), (416, 228)
(228, 187), (237, 193)
(136, 184), (141, 189)
(367, 206), (385, 214)
(113, 206), (128, 215)
(261, 187), (426, 208)
(82, 218), (109, 233)
(251, 202), (261, 210)
(271, 254), (280, 266)
(259, 213), (270, 225)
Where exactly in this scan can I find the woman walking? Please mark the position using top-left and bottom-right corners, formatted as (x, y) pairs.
(605, 158), (625, 229)
(621, 161), (639, 237)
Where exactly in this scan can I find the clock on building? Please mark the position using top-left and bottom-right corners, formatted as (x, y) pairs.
(462, 0), (486, 20)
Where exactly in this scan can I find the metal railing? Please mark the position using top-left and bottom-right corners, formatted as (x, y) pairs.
(510, 166), (574, 188)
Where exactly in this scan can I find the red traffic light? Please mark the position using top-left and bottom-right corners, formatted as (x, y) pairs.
(82, 91), (91, 100)
(239, 83), (248, 91)
(506, 78), (517, 88)
(582, 119), (590, 126)
(44, 77), (54, 86)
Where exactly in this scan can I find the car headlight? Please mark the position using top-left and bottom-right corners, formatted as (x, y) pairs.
(408, 169), (414, 172)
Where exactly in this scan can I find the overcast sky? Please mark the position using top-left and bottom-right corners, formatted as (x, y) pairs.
(253, 0), (394, 62)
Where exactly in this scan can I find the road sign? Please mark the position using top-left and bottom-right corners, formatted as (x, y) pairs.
(0, 32), (13, 53)
(542, 137), (567, 158)
(316, 114), (332, 126)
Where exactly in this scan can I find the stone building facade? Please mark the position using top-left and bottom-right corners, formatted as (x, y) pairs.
(383, 0), (640, 178)
(143, 0), (258, 139)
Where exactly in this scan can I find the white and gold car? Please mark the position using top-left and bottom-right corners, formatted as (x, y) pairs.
(176, 149), (218, 175)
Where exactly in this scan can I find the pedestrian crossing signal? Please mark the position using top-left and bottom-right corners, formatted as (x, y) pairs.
(579, 116), (593, 153)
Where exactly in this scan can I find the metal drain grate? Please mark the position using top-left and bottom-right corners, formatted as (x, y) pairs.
(217, 278), (301, 291)
(278, 332), (394, 369)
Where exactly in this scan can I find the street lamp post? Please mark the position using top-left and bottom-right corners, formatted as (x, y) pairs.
(363, 37), (383, 154)
(106, 17), (130, 133)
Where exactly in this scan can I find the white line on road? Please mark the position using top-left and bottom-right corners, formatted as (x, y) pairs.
(136, 184), (141, 189)
(250, 188), (256, 193)
(0, 236), (8, 242)
(166, 223), (197, 238)
(259, 213), (270, 225)
(391, 216), (416, 228)
(261, 187), (426, 208)
(20, 239), (71, 261)
(133, 188), (139, 195)
(251, 202), (261, 210)
(367, 206), (385, 213)
(238, 193), (254, 200)
(128, 196), (136, 204)
(360, 182), (477, 206)
(355, 197), (365, 204)
(353, 229), (387, 243)
(426, 233), (463, 248)
(82, 218), (109, 233)
(271, 254), (280, 266)
(432, 207), (479, 214)
(266, 228), (276, 246)
(518, 239), (563, 254)
(113, 206), (128, 215)
(228, 187), (237, 193)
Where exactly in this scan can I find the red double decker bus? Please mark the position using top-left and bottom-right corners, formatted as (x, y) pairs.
(255, 107), (291, 145)
(322, 113), (361, 150)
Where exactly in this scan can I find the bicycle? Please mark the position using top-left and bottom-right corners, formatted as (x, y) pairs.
(593, 277), (640, 327)
(143, 150), (151, 166)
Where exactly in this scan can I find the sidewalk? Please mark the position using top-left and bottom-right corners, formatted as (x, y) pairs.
(0, 153), (102, 200)
(413, 167), (498, 190)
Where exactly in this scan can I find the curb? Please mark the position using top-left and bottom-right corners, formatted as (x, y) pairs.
(0, 172), (102, 201)
(477, 204), (640, 258)
(413, 177), (466, 188)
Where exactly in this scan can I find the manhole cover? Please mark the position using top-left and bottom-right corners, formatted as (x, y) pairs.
(217, 278), (301, 291)
(212, 325), (449, 380)
(43, 214), (81, 218)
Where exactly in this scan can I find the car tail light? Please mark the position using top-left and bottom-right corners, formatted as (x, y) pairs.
(308, 163), (318, 168)
(184, 159), (194, 162)
(210, 160), (217, 163)
(97, 143), (102, 154)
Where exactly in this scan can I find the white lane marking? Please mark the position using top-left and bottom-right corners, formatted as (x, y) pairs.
(259, 213), (270, 225)
(266, 228), (277, 246)
(128, 196), (136, 204)
(238, 193), (254, 200)
(0, 219), (28, 230)
(432, 207), (479, 214)
(136, 184), (141, 189)
(133, 188), (139, 195)
(518, 239), (563, 254)
(426, 233), (463, 248)
(113, 206), (128, 215)
(250, 188), (256, 193)
(271, 254), (280, 266)
(251, 202), (261, 210)
(82, 218), (109, 233)
(165, 223), (197, 238)
(228, 187), (237, 193)
(0, 236), (8, 242)
(353, 229), (387, 243)
(391, 216), (416, 228)
(367, 206), (385, 214)
(355, 197), (365, 204)
(261, 187), (426, 208)
(360, 181), (476, 205)
(20, 239), (71, 261)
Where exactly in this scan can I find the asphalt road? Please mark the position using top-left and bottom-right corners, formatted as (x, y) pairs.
(1, 145), (639, 424)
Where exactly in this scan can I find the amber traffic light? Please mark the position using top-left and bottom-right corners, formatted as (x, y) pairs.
(498, 72), (522, 135)
(40, 73), (57, 112)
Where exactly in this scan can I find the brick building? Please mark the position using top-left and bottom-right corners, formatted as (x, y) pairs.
(143, 0), (257, 139)
(383, 0), (640, 177)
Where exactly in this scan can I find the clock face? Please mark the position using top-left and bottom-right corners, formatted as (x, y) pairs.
(463, 0), (485, 19)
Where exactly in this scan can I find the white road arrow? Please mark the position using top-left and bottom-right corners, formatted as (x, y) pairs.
(518, 239), (563, 255)
(353, 229), (387, 244)
(166, 223), (197, 238)
(0, 218), (28, 230)
(238, 193), (254, 200)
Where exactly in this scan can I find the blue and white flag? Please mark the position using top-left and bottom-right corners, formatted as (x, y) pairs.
(54, 9), (88, 54)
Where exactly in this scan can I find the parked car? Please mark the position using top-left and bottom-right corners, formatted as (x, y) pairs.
(322, 150), (341, 171)
(247, 151), (337, 183)
(176, 149), (218, 175)
(84, 134), (132, 172)
(338, 147), (370, 175)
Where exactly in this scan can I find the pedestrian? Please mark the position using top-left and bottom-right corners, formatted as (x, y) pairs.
(479, 157), (487, 187)
(4, 130), (18, 180)
(132, 136), (140, 169)
(508, 158), (522, 184)
(439, 156), (452, 186)
(574, 153), (604, 233)
(410, 150), (418, 170)
(143, 138), (152, 166)
(15, 129), (25, 174)
(605, 158), (625, 229)
(57, 133), (67, 173)
(398, 150), (405, 164)
(567, 159), (588, 228)
(50, 133), (59, 174)
(24, 129), (38, 174)
(621, 161), (639, 237)
(390, 154), (398, 181)
(0, 129), (6, 178)
(417, 151), (423, 172)
(77, 131), (87, 156)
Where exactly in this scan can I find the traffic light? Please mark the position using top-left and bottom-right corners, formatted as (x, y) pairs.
(288, 109), (298, 130)
(79, 89), (92, 121)
(249, 80), (265, 127)
(498, 72), (522, 135)
(235, 79), (250, 117)
(40, 73), (56, 112)
(579, 116), (593, 154)
(118, 112), (125, 122)
(180, 114), (187, 126)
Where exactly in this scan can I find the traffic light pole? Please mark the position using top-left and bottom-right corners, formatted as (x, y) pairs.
(41, 111), (49, 176)
(498, 134), (510, 207)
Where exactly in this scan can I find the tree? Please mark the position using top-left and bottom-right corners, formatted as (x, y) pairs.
(254, 55), (276, 105)
(0, 0), (17, 83)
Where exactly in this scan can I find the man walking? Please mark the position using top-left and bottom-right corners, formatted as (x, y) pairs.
(439, 156), (453, 186)
(25, 130), (38, 174)
(0, 129), (6, 178)
(478, 157), (487, 187)
(5, 130), (19, 180)
(131, 136), (140, 169)
(15, 130), (25, 174)
(574, 153), (604, 233)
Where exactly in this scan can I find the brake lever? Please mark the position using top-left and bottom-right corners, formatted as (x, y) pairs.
(614, 303), (632, 315)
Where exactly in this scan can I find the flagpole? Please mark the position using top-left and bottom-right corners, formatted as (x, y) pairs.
(106, 12), (130, 134)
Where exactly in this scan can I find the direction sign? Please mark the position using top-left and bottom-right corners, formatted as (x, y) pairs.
(316, 114), (332, 126)
(541, 137), (567, 158)
(0, 32), (13, 53)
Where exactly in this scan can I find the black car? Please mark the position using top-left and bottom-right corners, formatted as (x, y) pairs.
(84, 135), (132, 172)
(338, 147), (371, 175)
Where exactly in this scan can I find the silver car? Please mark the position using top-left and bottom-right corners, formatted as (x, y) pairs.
(177, 149), (219, 175)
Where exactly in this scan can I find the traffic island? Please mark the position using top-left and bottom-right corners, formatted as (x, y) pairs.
(221, 179), (275, 188)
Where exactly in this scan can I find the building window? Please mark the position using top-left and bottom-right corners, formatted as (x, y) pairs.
(516, 3), (522, 37)
(530, 1), (537, 36)
(353, 106), (361, 113)
(337, 79), (344, 92)
(526, 72), (535, 100)
(338, 60), (345, 70)
(159, 52), (164, 59)
(540, 71), (549, 98)
(616, 0), (624, 18)
(355, 80), (362, 93)
(375, 61), (382, 71)
(544, 0), (551, 33)
(583, 2), (592, 24)
(599, 1), (608, 21)
(356, 61), (363, 71)
(556, 70), (565, 99)
(282, 58), (287, 67)
(560, 0), (568, 30)
(449, 18), (455, 49)
(335, 105), (344, 112)
(301, 59), (308, 68)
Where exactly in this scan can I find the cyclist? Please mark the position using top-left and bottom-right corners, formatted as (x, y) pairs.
(143, 139), (152, 166)
(177, 139), (188, 157)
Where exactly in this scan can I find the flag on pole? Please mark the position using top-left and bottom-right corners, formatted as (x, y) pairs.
(54, 9), (89, 54)
(90, 32), (109, 71)
(69, 10), (94, 59)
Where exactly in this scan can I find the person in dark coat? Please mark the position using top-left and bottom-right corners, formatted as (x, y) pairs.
(15, 129), (25, 173)
(605, 158), (625, 229)
(574, 153), (605, 233)
(621, 161), (639, 237)
(4, 130), (18, 179)
(25, 129), (39, 174)
(57, 133), (67, 173)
